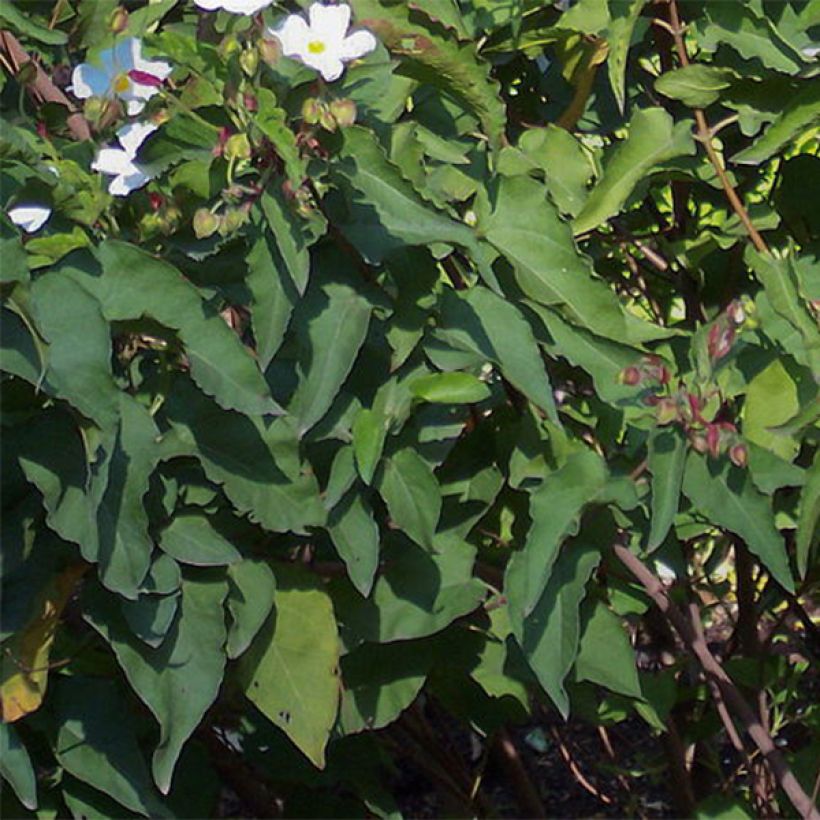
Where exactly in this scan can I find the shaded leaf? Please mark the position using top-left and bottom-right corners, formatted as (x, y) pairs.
(409, 371), (490, 404)
(647, 426), (687, 550)
(159, 514), (242, 567)
(0, 722), (38, 810)
(226, 559), (276, 661)
(328, 488), (381, 598)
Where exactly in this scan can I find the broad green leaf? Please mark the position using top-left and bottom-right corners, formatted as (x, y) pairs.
(605, 0), (645, 112)
(85, 576), (229, 794)
(94, 394), (162, 599)
(796, 451), (820, 578)
(647, 427), (687, 550)
(159, 514), (242, 567)
(54, 677), (168, 817)
(655, 65), (738, 108)
(226, 559), (276, 660)
(240, 569), (341, 769)
(732, 81), (820, 165)
(339, 640), (432, 734)
(0, 723), (37, 810)
(245, 229), (297, 370)
(409, 371), (490, 404)
(747, 443), (806, 496)
(484, 175), (663, 345)
(377, 448), (442, 549)
(352, 408), (387, 486)
(30, 272), (119, 430)
(63, 243), (281, 417)
(437, 286), (558, 420)
(682, 452), (793, 592)
(0, 2), (68, 44)
(519, 531), (603, 717)
(120, 593), (179, 649)
(742, 360), (799, 461)
(253, 90), (305, 187)
(349, 0), (505, 149)
(1, 304), (45, 385)
(289, 274), (373, 436)
(260, 187), (314, 296)
(575, 599), (642, 699)
(164, 378), (325, 534)
(0, 218), (29, 283)
(505, 448), (608, 628)
(574, 108), (695, 235)
(330, 126), (478, 264)
(328, 488), (381, 598)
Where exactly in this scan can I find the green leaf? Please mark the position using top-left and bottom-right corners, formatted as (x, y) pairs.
(377, 448), (442, 549)
(0, 722), (37, 811)
(159, 514), (242, 567)
(0, 2), (68, 44)
(120, 593), (179, 649)
(330, 126), (478, 265)
(54, 676), (168, 817)
(647, 427), (687, 550)
(226, 559), (276, 660)
(253, 90), (305, 187)
(289, 274), (373, 436)
(339, 640), (432, 734)
(409, 371), (490, 404)
(352, 408), (387, 486)
(605, 0), (645, 112)
(742, 360), (799, 461)
(163, 378), (325, 535)
(85, 576), (229, 794)
(30, 272), (120, 430)
(682, 452), (793, 592)
(328, 488), (381, 598)
(519, 528), (603, 717)
(574, 108), (695, 235)
(575, 599), (642, 699)
(63, 242), (281, 417)
(437, 286), (558, 420)
(505, 448), (608, 628)
(245, 229), (297, 370)
(349, 0), (505, 149)
(732, 81), (820, 165)
(1, 304), (45, 385)
(260, 187), (315, 296)
(0, 218), (29, 284)
(655, 65), (738, 108)
(796, 451), (820, 578)
(240, 569), (341, 769)
(484, 175), (662, 345)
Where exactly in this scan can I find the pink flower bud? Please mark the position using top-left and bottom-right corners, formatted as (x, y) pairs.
(620, 366), (641, 386)
(706, 424), (721, 458)
(128, 69), (164, 88)
(729, 443), (748, 468)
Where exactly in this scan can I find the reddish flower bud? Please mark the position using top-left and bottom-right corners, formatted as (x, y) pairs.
(128, 69), (164, 88)
(690, 433), (708, 454)
(213, 127), (231, 157)
(148, 192), (164, 212)
(243, 93), (258, 112)
(729, 443), (748, 468)
(686, 393), (703, 423)
(620, 366), (641, 386)
(707, 322), (735, 361)
(706, 423), (721, 458)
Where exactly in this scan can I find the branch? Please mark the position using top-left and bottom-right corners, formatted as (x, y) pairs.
(0, 30), (91, 141)
(613, 543), (819, 820)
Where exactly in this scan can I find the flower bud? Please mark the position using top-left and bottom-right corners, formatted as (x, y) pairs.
(619, 366), (641, 386)
(193, 208), (219, 239)
(329, 98), (357, 128)
(707, 321), (735, 361)
(726, 299), (746, 326)
(239, 47), (259, 77)
(655, 398), (678, 426)
(729, 443), (748, 469)
(109, 6), (129, 34)
(219, 35), (241, 61)
(690, 433), (708, 454)
(318, 104), (337, 132)
(224, 132), (251, 162)
(301, 97), (322, 125)
(706, 423), (721, 458)
(243, 93), (258, 113)
(218, 208), (248, 236)
(258, 38), (281, 66)
(16, 61), (37, 87)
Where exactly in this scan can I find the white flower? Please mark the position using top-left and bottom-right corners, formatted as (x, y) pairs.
(8, 205), (51, 233)
(271, 3), (377, 82)
(195, 0), (274, 13)
(71, 37), (172, 116)
(92, 121), (158, 196)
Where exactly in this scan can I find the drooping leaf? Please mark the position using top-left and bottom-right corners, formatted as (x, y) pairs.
(159, 514), (242, 567)
(240, 568), (341, 769)
(604, 0), (645, 112)
(655, 65), (738, 108)
(0, 3), (68, 44)
(327, 488), (381, 598)
(225, 559), (277, 661)
(352, 408), (387, 486)
(120, 593), (180, 649)
(0, 722), (38, 810)
(647, 426), (687, 550)
(682, 452), (793, 592)
(796, 451), (820, 578)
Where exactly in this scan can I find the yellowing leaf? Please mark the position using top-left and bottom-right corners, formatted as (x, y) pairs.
(1, 564), (86, 723)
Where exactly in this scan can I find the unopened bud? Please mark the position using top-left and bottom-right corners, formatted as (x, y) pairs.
(707, 322), (735, 361)
(219, 35), (241, 61)
(109, 6), (129, 34)
(706, 424), (721, 458)
(224, 132), (251, 162)
(329, 98), (357, 128)
(690, 433), (708, 454)
(218, 208), (248, 236)
(655, 398), (678, 426)
(243, 93), (258, 113)
(258, 38), (281, 66)
(193, 208), (219, 239)
(318, 104), (337, 132)
(301, 97), (322, 125)
(619, 366), (641, 386)
(239, 47), (259, 77)
(726, 299), (746, 326)
(729, 443), (748, 469)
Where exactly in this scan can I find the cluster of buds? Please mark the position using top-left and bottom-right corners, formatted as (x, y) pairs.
(193, 202), (251, 239)
(706, 297), (754, 363)
(690, 420), (748, 467)
(141, 194), (181, 236)
(301, 97), (357, 131)
(618, 355), (671, 389)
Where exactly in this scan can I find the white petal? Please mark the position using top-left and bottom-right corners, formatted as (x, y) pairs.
(312, 53), (345, 81)
(109, 169), (151, 197)
(196, 0), (272, 11)
(8, 205), (51, 233)
(308, 3), (351, 42)
(340, 29), (376, 61)
(71, 63), (111, 99)
(131, 46), (172, 80)
(117, 122), (158, 157)
(92, 147), (135, 175)
(274, 15), (310, 57)
(194, 0), (222, 8)
(126, 98), (147, 115)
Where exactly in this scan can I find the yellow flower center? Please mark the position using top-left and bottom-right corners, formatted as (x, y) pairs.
(113, 73), (131, 94)
(307, 40), (326, 54)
